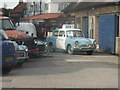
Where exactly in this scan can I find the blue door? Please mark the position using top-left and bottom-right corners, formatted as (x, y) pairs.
(84, 17), (88, 38)
(99, 15), (116, 53)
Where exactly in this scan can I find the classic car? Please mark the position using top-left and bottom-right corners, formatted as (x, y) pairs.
(15, 22), (37, 38)
(46, 24), (96, 55)
(34, 39), (49, 55)
(21, 38), (49, 57)
(0, 30), (17, 74)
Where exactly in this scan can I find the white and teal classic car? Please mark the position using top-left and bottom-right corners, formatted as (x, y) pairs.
(46, 24), (96, 55)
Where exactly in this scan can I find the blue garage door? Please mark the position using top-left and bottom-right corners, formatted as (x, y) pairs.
(84, 17), (88, 38)
(99, 15), (116, 53)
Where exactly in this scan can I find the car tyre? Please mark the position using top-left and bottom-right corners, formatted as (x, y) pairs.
(29, 53), (36, 58)
(86, 51), (93, 55)
(2, 68), (11, 74)
(67, 45), (74, 55)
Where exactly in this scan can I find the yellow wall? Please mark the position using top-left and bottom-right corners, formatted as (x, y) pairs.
(116, 37), (120, 54)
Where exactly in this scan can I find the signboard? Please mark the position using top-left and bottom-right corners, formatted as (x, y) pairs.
(62, 24), (74, 29)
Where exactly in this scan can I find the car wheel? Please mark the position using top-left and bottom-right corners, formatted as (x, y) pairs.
(28, 53), (36, 58)
(49, 44), (55, 52)
(67, 45), (74, 55)
(2, 68), (11, 74)
(86, 51), (93, 55)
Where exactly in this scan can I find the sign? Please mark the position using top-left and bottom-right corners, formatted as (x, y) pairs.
(62, 24), (74, 29)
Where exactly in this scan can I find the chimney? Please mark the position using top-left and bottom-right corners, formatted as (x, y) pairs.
(19, 0), (23, 3)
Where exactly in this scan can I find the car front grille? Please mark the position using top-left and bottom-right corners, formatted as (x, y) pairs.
(37, 45), (45, 51)
(80, 44), (93, 48)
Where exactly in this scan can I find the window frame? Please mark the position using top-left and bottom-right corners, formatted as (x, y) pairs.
(58, 31), (65, 37)
(53, 30), (58, 36)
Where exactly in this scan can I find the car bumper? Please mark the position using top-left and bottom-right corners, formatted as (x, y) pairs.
(73, 46), (95, 52)
(17, 51), (29, 63)
(28, 45), (48, 55)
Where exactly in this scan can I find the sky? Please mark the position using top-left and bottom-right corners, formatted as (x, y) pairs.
(0, 0), (26, 9)
(0, 0), (118, 9)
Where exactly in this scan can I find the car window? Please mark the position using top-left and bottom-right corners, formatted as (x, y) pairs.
(53, 31), (58, 36)
(0, 19), (14, 30)
(59, 31), (65, 37)
(66, 30), (84, 37)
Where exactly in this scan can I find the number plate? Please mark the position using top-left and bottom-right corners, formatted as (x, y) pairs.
(17, 52), (24, 57)
(5, 57), (13, 61)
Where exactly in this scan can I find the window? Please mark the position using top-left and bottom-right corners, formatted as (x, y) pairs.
(1, 19), (14, 30)
(30, 5), (33, 12)
(58, 3), (63, 11)
(53, 31), (58, 36)
(45, 4), (48, 10)
(59, 31), (65, 37)
(35, 4), (37, 12)
(66, 30), (84, 37)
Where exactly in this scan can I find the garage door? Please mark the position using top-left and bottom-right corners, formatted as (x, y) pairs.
(99, 15), (116, 53)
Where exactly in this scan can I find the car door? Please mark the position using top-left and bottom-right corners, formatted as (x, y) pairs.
(56, 30), (66, 50)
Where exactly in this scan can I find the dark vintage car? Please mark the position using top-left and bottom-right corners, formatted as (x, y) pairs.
(0, 30), (17, 74)
(19, 38), (49, 57)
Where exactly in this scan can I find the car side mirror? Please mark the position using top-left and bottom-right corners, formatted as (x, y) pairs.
(22, 41), (24, 45)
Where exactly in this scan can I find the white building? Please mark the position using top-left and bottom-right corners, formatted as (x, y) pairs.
(26, 0), (70, 17)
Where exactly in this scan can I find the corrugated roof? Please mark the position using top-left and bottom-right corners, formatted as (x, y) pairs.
(22, 13), (64, 20)
(62, 2), (118, 13)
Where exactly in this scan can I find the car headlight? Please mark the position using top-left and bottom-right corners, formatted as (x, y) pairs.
(93, 40), (97, 48)
(75, 41), (78, 45)
(93, 40), (97, 44)
(34, 40), (38, 44)
(74, 41), (79, 48)
(25, 48), (28, 52)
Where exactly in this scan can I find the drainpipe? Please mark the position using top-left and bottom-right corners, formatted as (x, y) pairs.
(87, 9), (89, 38)
(33, 1), (35, 15)
(40, 0), (42, 14)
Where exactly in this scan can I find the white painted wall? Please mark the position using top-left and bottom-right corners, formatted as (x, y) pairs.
(26, 0), (69, 16)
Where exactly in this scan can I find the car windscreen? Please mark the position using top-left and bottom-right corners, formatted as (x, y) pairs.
(0, 30), (9, 40)
(66, 30), (84, 37)
(0, 19), (15, 30)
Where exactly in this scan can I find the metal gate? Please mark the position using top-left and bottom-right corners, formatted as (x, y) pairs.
(99, 15), (116, 53)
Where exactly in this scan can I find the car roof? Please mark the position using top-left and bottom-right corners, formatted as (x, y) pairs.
(54, 28), (81, 32)
(54, 24), (81, 32)
(59, 28), (81, 31)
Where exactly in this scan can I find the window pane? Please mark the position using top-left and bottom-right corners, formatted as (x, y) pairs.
(59, 31), (65, 37)
(53, 31), (58, 36)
